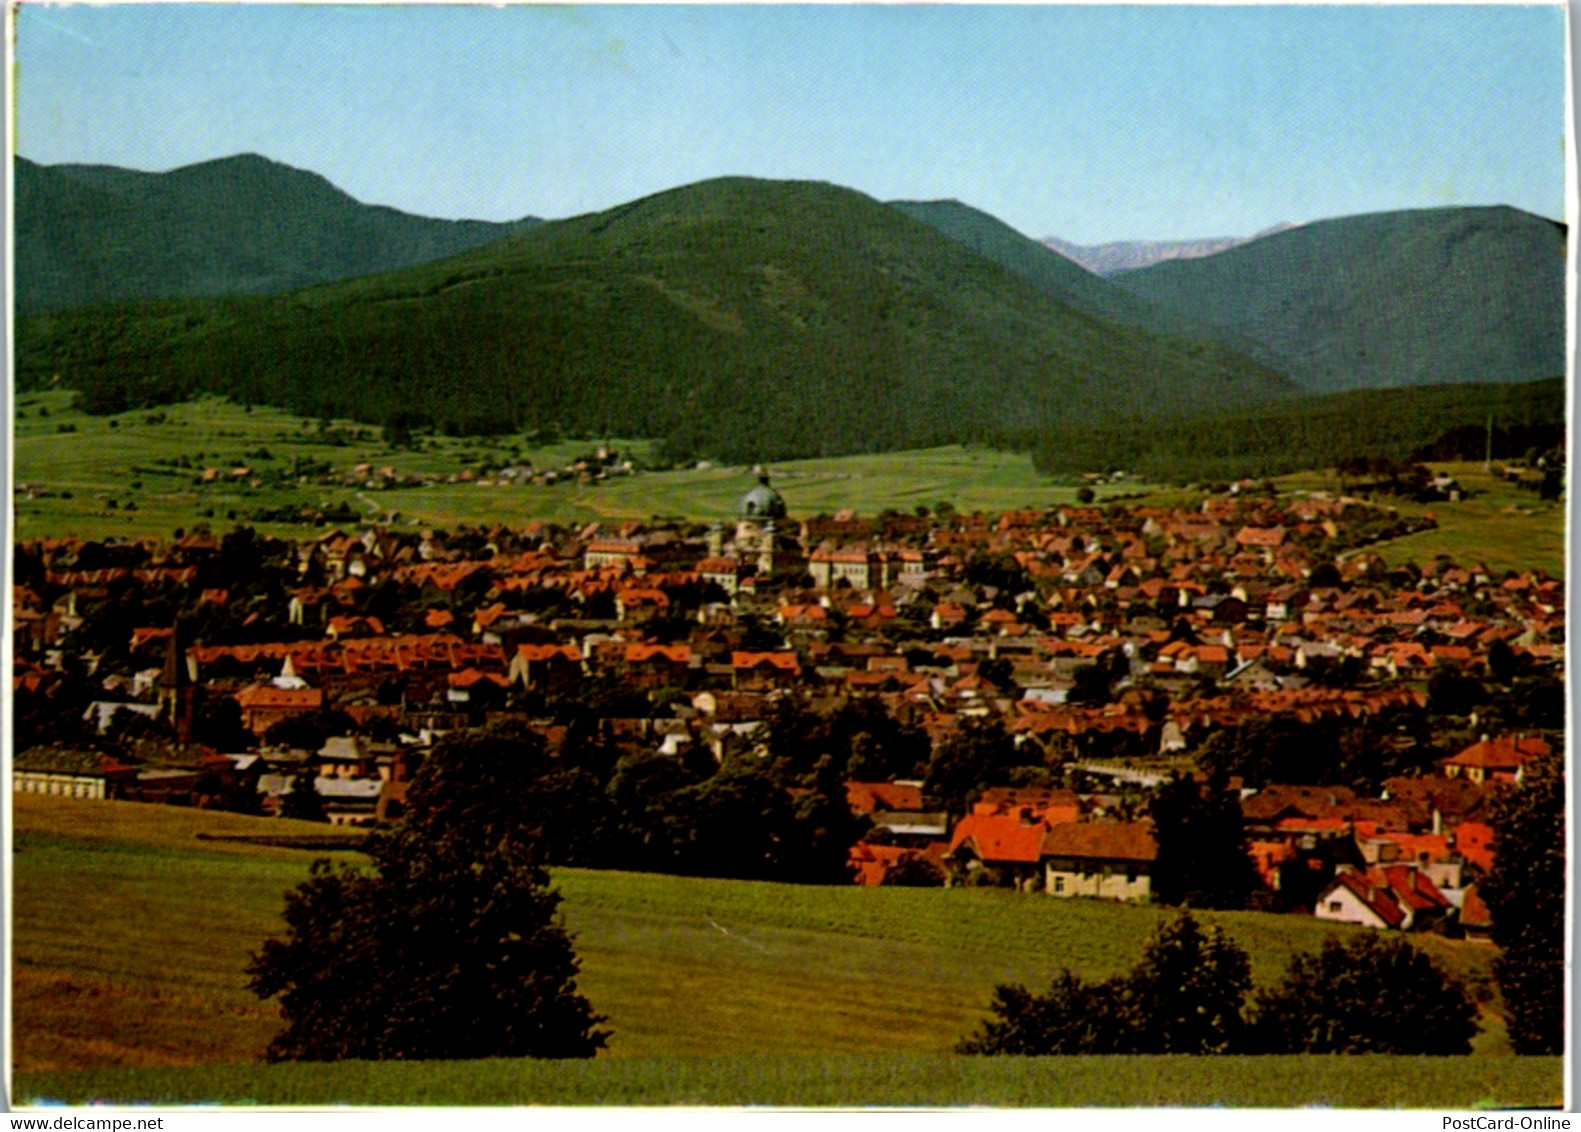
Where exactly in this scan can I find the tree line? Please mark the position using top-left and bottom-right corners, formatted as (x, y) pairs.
(1032, 378), (1564, 483)
(958, 911), (1481, 1056)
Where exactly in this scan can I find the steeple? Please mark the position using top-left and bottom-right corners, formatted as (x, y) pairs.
(158, 620), (196, 742)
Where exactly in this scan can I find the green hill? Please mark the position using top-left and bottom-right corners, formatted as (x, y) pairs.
(893, 198), (1295, 375)
(14, 153), (541, 314)
(1110, 207), (1566, 394)
(16, 793), (1555, 1109)
(15, 176), (1296, 462)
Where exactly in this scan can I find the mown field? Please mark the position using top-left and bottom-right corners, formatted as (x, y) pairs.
(10, 794), (1561, 1108)
(11, 391), (1133, 541)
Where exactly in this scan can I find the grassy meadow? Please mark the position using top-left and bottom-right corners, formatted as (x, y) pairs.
(17, 1055), (1565, 1109)
(12, 391), (1132, 542)
(10, 794), (1561, 1108)
(15, 393), (1563, 581)
(1278, 462), (1566, 578)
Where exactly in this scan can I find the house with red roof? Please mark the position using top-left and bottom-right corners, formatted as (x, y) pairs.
(509, 643), (584, 693)
(1442, 735), (1549, 786)
(731, 651), (802, 691)
(1315, 864), (1453, 931)
(973, 785), (1082, 826)
(1458, 882), (1495, 943)
(945, 812), (1050, 890)
(849, 841), (913, 886)
(619, 643), (693, 689)
(1450, 820), (1497, 874)
(846, 780), (925, 815)
(1041, 820), (1158, 901)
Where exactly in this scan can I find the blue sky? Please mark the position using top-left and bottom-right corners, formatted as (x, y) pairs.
(13, 4), (1570, 243)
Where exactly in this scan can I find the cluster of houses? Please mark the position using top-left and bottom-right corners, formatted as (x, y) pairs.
(183, 444), (640, 495)
(839, 732), (1541, 940)
(12, 475), (1562, 936)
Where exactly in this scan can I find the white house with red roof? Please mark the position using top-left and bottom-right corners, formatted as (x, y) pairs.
(1041, 821), (1158, 901)
(1315, 864), (1453, 931)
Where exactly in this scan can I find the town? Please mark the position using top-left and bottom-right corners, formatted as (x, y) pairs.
(12, 471), (1563, 939)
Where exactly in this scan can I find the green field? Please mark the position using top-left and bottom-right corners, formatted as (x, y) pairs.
(13, 391), (1141, 541)
(10, 794), (1560, 1107)
(16, 1055), (1564, 1108)
(1278, 462), (1566, 578)
(16, 393), (1563, 580)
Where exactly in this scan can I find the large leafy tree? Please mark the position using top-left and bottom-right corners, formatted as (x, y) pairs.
(1148, 773), (1261, 909)
(247, 724), (608, 1061)
(923, 720), (1019, 817)
(1249, 933), (1479, 1054)
(1480, 744), (1565, 1054)
(1124, 911), (1251, 1054)
(789, 755), (871, 884)
(278, 766), (327, 824)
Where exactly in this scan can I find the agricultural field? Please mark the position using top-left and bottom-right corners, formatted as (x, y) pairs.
(1279, 463), (1566, 578)
(10, 795), (1560, 1108)
(12, 391), (1135, 541)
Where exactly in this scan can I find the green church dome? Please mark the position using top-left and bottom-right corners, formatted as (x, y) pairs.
(740, 471), (786, 520)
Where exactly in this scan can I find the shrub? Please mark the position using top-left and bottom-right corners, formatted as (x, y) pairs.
(957, 911), (1251, 1055)
(1249, 932), (1479, 1054)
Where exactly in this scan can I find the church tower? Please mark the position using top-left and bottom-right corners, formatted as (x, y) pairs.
(158, 620), (197, 743)
(736, 469), (787, 577)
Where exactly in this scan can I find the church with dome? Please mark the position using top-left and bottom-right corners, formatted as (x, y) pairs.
(705, 469), (805, 584)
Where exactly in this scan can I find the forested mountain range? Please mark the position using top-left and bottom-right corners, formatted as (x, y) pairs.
(14, 153), (542, 315)
(16, 175), (1296, 463)
(1109, 207), (1566, 395)
(14, 155), (1566, 469)
(893, 199), (1293, 375)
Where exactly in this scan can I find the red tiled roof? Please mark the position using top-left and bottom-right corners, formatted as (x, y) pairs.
(1447, 736), (1549, 770)
(1236, 526), (1287, 548)
(516, 643), (581, 663)
(1040, 820), (1157, 863)
(232, 685), (323, 710)
(448, 668), (512, 688)
(1452, 821), (1497, 873)
(846, 781), (925, 814)
(625, 643), (691, 664)
(1328, 869), (1407, 928)
(948, 814), (1049, 864)
(1460, 882), (1492, 929)
(1375, 865), (1452, 913)
(732, 651), (800, 671)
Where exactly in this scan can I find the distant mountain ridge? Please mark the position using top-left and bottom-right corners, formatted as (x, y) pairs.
(891, 199), (1297, 376)
(1041, 226), (1300, 276)
(1108, 206), (1566, 395)
(14, 153), (542, 314)
(15, 157), (1566, 464)
(16, 174), (1295, 463)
